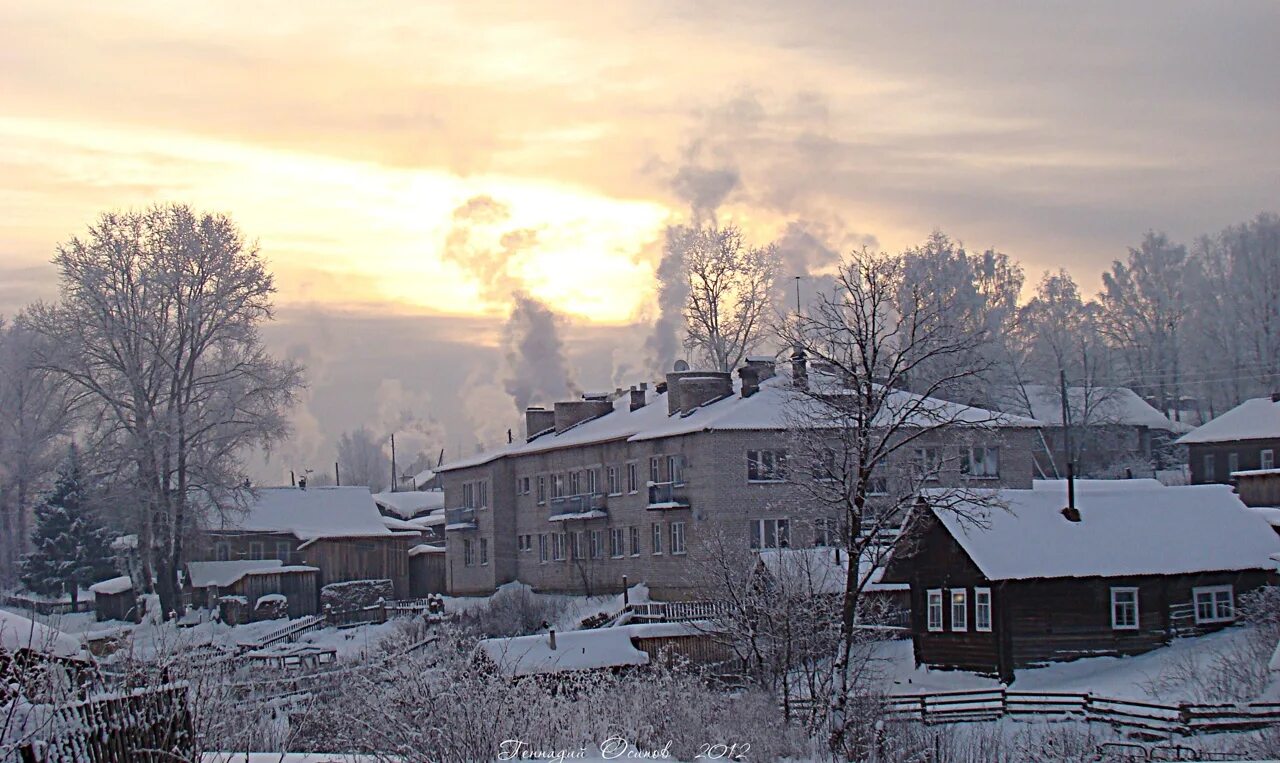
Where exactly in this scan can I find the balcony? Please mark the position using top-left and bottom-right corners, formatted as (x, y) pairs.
(444, 507), (476, 531)
(548, 493), (608, 522)
(646, 481), (690, 510)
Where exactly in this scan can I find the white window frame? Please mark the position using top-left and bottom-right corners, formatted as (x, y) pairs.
(536, 476), (546, 505)
(1192, 585), (1235, 624)
(950, 589), (968, 632)
(539, 534), (549, 563)
(610, 528), (625, 558)
(573, 531), (584, 560)
(914, 447), (941, 481)
(651, 523), (663, 555)
(747, 449), (788, 483)
(463, 539), (474, 567)
(589, 530), (603, 559)
(750, 518), (790, 550)
(668, 454), (685, 486)
(552, 533), (567, 561)
(926, 589), (943, 632)
(479, 538), (489, 566)
(606, 466), (620, 496)
(626, 462), (639, 494)
(629, 526), (641, 556)
(1263, 449), (1276, 470)
(1111, 586), (1139, 630)
(963, 447), (1000, 479)
(671, 521), (687, 555)
(974, 587), (992, 632)
(249, 541), (264, 560)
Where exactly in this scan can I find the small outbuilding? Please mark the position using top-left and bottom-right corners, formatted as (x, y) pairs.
(883, 480), (1280, 683)
(88, 576), (139, 623)
(408, 544), (447, 596)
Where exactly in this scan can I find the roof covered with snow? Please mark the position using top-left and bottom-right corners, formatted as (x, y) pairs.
(187, 560), (283, 587)
(0, 609), (84, 659)
(372, 489), (444, 519)
(408, 543), (445, 556)
(441, 374), (1040, 472)
(756, 547), (907, 594)
(211, 486), (393, 540)
(1178, 396), (1280, 445)
(88, 575), (133, 595)
(996, 384), (1183, 431)
(921, 480), (1280, 581)
(478, 627), (650, 676)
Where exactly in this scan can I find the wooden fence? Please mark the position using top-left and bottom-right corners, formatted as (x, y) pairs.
(823, 688), (1280, 736)
(1, 595), (94, 616)
(15, 683), (193, 762)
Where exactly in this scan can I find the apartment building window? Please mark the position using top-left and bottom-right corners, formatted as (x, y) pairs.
(552, 474), (565, 499)
(650, 456), (662, 485)
(866, 474), (889, 496)
(610, 528), (625, 558)
(813, 518), (839, 548)
(1203, 454), (1216, 481)
(670, 522), (687, 555)
(607, 466), (620, 496)
(590, 530), (604, 559)
(1111, 587), (1139, 630)
(913, 447), (941, 480)
(950, 589), (968, 632)
(1228, 452), (1240, 474)
(552, 533), (567, 561)
(927, 589), (943, 632)
(249, 541), (264, 560)
(1193, 585), (1235, 624)
(1263, 449), (1276, 470)
(275, 541), (292, 562)
(477, 480), (488, 508)
(750, 518), (790, 549)
(479, 538), (489, 566)
(569, 471), (582, 495)
(462, 482), (474, 507)
(588, 468), (599, 494)
(517, 476), (531, 495)
(962, 447), (1000, 479)
(629, 526), (641, 556)
(536, 476), (546, 505)
(539, 534), (549, 563)
(747, 450), (788, 482)
(463, 539), (474, 567)
(651, 523), (663, 555)
(215, 542), (230, 562)
(573, 531), (584, 560)
(627, 462), (639, 493)
(975, 588), (992, 632)
(667, 455), (685, 486)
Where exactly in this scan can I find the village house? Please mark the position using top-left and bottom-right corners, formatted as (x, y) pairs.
(993, 384), (1185, 478)
(438, 357), (1042, 599)
(882, 480), (1280, 683)
(1178, 393), (1280, 484)
(200, 485), (419, 599)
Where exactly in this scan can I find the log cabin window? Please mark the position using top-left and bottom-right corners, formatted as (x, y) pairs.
(1227, 452), (1240, 475)
(463, 539), (474, 567)
(747, 450), (788, 482)
(962, 447), (1000, 479)
(750, 519), (790, 550)
(215, 542), (230, 561)
(479, 538), (489, 566)
(926, 590), (943, 632)
(275, 542), (292, 562)
(1203, 454), (1216, 481)
(1193, 585), (1235, 624)
(607, 466), (620, 496)
(249, 541), (264, 560)
(1110, 587), (1139, 630)
(950, 589), (968, 632)
(974, 588), (992, 632)
(1263, 449), (1276, 470)
(536, 476), (547, 505)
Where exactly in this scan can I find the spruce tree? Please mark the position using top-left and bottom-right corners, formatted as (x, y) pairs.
(20, 446), (116, 606)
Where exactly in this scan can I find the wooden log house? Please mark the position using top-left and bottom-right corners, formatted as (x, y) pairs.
(883, 480), (1280, 683)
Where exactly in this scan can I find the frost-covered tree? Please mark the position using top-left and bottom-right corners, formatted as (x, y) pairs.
(680, 224), (780, 372)
(26, 204), (303, 617)
(336, 426), (389, 491)
(19, 446), (115, 606)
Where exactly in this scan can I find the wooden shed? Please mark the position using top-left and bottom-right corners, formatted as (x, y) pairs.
(883, 480), (1280, 683)
(186, 560), (319, 620)
(88, 576), (139, 623)
(408, 544), (447, 596)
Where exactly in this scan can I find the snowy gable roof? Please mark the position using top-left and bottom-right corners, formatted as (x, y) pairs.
(928, 481), (1280, 581)
(1178, 396), (1280, 445)
(187, 560), (283, 587)
(372, 489), (444, 519)
(0, 609), (84, 660)
(89, 575), (133, 595)
(477, 627), (650, 677)
(999, 384), (1182, 431)
(442, 374), (1038, 471)
(213, 486), (392, 540)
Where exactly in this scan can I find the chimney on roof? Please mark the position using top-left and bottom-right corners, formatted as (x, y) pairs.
(676, 373), (732, 414)
(744, 356), (776, 381)
(791, 347), (808, 388)
(548, 629), (557, 650)
(629, 386), (646, 412)
(298, 475), (307, 491)
(553, 398), (613, 433)
(525, 407), (556, 442)
(739, 365), (761, 398)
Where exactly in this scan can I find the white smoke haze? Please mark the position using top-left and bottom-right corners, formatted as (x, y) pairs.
(460, 365), (517, 450)
(372, 379), (446, 476)
(442, 195), (540, 302)
(503, 291), (580, 413)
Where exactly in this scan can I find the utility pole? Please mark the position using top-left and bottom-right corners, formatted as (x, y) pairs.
(794, 275), (802, 316)
(334, 461), (340, 487)
(1060, 369), (1075, 509)
(390, 433), (397, 493)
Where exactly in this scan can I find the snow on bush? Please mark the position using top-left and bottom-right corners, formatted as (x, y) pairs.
(454, 583), (570, 639)
(254, 595), (288, 621)
(321, 579), (392, 612)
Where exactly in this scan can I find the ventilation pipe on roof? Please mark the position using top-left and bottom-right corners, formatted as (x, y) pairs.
(629, 386), (646, 412)
(677, 373), (732, 414)
(525, 407), (556, 442)
(791, 347), (808, 388)
(553, 399), (613, 433)
(548, 629), (557, 650)
(739, 365), (761, 398)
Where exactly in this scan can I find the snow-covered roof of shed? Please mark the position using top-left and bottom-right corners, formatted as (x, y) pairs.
(756, 548), (907, 594)
(996, 384), (1183, 431)
(89, 575), (133, 595)
(372, 489), (444, 519)
(187, 560), (282, 587)
(0, 609), (84, 660)
(441, 374), (1038, 471)
(408, 543), (445, 556)
(211, 486), (392, 540)
(477, 627), (650, 677)
(1178, 396), (1280, 445)
(928, 481), (1280, 581)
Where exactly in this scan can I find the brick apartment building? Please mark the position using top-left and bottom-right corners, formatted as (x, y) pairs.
(439, 357), (1043, 599)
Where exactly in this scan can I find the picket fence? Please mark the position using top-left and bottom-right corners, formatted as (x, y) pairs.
(15, 683), (193, 762)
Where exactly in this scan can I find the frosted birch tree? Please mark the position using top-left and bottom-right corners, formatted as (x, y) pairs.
(26, 204), (303, 617)
(680, 224), (780, 373)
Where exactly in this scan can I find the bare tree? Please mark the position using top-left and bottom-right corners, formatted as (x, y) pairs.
(778, 247), (1012, 754)
(680, 225), (780, 373)
(336, 426), (390, 491)
(0, 317), (75, 584)
(26, 204), (303, 617)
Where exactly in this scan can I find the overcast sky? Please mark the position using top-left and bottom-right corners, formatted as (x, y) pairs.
(2, 1), (1277, 478)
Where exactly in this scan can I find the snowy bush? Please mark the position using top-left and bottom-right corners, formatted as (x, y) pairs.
(321, 579), (393, 612)
(217, 595), (249, 626)
(254, 594), (288, 621)
(456, 583), (569, 638)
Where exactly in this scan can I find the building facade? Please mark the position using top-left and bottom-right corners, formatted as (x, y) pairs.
(1178, 394), (1280, 484)
(441, 360), (1042, 599)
